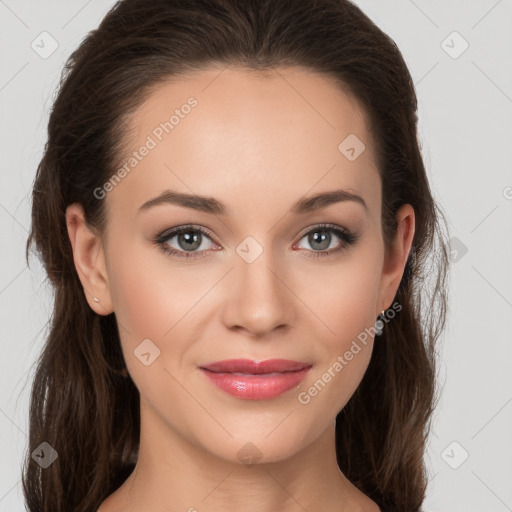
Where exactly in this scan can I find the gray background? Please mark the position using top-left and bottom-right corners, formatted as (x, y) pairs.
(1, 0), (511, 510)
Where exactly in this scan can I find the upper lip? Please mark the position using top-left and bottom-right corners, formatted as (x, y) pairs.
(200, 359), (312, 374)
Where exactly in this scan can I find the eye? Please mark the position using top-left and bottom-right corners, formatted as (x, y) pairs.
(294, 223), (359, 258)
(153, 223), (359, 259)
(153, 224), (219, 259)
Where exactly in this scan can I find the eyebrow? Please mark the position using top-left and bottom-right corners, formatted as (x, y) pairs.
(138, 188), (368, 216)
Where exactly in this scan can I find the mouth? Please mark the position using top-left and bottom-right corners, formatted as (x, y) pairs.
(199, 358), (311, 374)
(199, 359), (312, 400)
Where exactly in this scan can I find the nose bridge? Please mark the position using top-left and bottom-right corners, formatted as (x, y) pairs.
(222, 234), (294, 336)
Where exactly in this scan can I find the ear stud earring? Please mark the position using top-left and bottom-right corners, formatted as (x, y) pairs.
(375, 310), (386, 336)
(93, 297), (100, 303)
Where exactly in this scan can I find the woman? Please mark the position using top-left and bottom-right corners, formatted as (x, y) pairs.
(23, 1), (449, 511)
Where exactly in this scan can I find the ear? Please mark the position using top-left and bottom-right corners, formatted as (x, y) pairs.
(378, 203), (415, 314)
(65, 203), (114, 315)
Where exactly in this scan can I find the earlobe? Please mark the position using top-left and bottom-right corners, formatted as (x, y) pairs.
(65, 203), (114, 315)
(378, 204), (415, 314)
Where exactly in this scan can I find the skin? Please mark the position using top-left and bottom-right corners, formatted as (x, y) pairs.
(66, 65), (414, 512)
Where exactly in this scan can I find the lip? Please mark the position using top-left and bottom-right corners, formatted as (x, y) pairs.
(200, 358), (311, 374)
(199, 359), (312, 400)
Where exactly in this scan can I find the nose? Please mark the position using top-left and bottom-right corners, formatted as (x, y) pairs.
(219, 244), (295, 339)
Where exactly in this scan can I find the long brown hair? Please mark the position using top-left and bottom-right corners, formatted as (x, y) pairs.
(23, 1), (450, 510)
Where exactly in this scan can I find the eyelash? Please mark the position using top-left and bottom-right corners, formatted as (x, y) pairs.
(153, 223), (359, 260)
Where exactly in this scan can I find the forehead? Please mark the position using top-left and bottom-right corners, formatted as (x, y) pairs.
(106, 65), (380, 221)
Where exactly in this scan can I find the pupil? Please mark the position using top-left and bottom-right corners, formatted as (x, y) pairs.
(310, 230), (330, 250)
(179, 231), (201, 251)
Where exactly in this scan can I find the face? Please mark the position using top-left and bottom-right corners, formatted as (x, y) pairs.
(70, 65), (413, 466)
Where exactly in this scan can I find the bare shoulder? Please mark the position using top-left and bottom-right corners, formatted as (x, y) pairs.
(365, 500), (382, 512)
(356, 491), (382, 512)
(96, 491), (123, 512)
(358, 499), (381, 512)
(96, 474), (134, 512)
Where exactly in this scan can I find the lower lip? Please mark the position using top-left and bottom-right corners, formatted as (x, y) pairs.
(200, 367), (311, 400)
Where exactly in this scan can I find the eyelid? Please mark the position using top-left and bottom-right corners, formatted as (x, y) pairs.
(292, 223), (359, 256)
(295, 222), (342, 240)
(153, 224), (220, 258)
(155, 224), (218, 244)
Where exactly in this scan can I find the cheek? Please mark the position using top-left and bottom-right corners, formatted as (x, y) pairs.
(108, 237), (203, 333)
(297, 250), (381, 404)
(106, 249), (189, 401)
(109, 254), (169, 337)
(107, 241), (216, 370)
(298, 277), (378, 417)
(302, 249), (382, 344)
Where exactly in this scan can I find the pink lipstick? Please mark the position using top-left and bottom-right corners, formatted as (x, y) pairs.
(199, 359), (312, 400)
